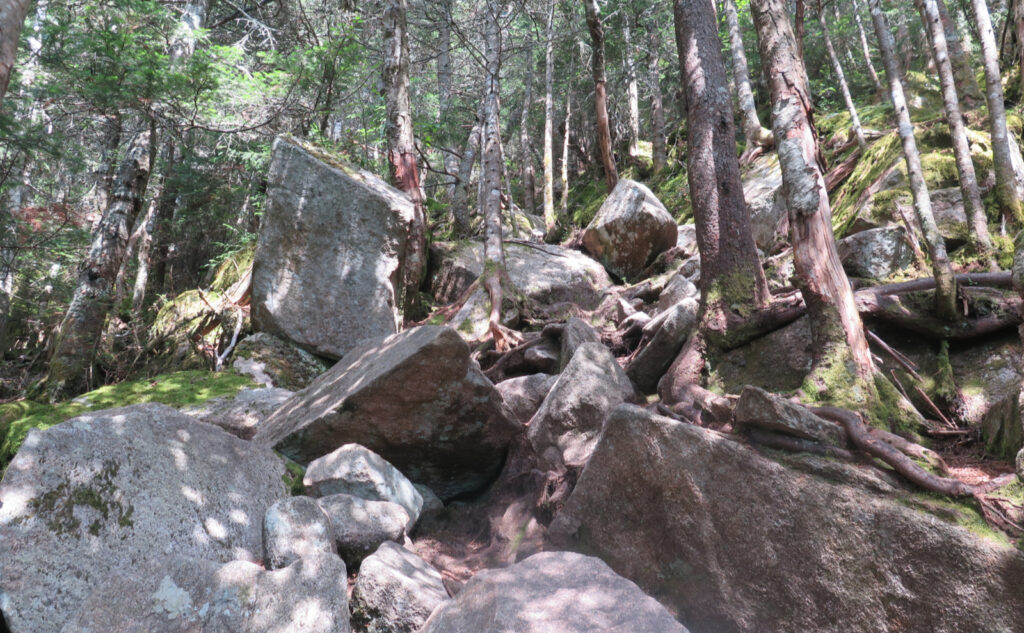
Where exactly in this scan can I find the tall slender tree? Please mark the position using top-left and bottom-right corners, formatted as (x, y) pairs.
(817, 1), (867, 149)
(722, 0), (773, 158)
(541, 0), (557, 236)
(850, 0), (887, 101)
(647, 24), (668, 175)
(584, 0), (618, 192)
(519, 42), (536, 214)
(622, 10), (641, 158)
(0, 0), (31, 107)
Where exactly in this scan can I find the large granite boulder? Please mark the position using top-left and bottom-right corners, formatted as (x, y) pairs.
(61, 553), (350, 633)
(496, 374), (558, 424)
(582, 179), (677, 280)
(0, 404), (288, 633)
(419, 551), (688, 633)
(627, 298), (699, 394)
(254, 326), (519, 499)
(351, 541), (449, 633)
(317, 494), (409, 566)
(837, 226), (913, 280)
(527, 342), (636, 470)
(252, 136), (413, 360)
(552, 404), (1024, 633)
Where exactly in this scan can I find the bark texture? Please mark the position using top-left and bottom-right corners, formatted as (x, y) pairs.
(818, 4), (866, 149)
(623, 13), (640, 158)
(519, 48), (536, 214)
(647, 25), (667, 175)
(46, 131), (153, 401)
(722, 0), (773, 153)
(0, 0), (31, 106)
(584, 0), (618, 192)
(542, 0), (557, 234)
(482, 0), (509, 347)
(751, 0), (874, 392)
(850, 0), (886, 101)
(870, 0), (959, 320)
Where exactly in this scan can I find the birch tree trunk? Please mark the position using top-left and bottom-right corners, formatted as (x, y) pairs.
(851, 0), (887, 101)
(818, 5), (867, 149)
(383, 0), (426, 318)
(870, 0), (959, 320)
(0, 0), (31, 107)
(917, 0), (994, 255)
(520, 47), (536, 214)
(584, 0), (618, 192)
(750, 0), (875, 393)
(970, 0), (1023, 224)
(623, 12), (640, 158)
(438, 0), (459, 200)
(648, 25), (667, 176)
(660, 0), (771, 405)
(45, 131), (153, 401)
(542, 0), (557, 236)
(560, 90), (571, 218)
(936, 0), (984, 107)
(722, 0), (773, 155)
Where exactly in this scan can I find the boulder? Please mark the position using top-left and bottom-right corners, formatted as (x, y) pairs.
(495, 373), (558, 424)
(552, 404), (1024, 633)
(182, 386), (293, 440)
(742, 152), (787, 252)
(61, 553), (350, 633)
(1017, 448), (1024, 481)
(414, 484), (445, 518)
(582, 179), (678, 280)
(626, 298), (699, 394)
(232, 332), (331, 390)
(0, 403), (288, 633)
(715, 316), (813, 394)
(837, 226), (913, 279)
(304, 443), (423, 529)
(657, 273), (698, 312)
(252, 136), (413, 360)
(351, 541), (449, 633)
(734, 385), (847, 446)
(419, 551), (688, 633)
(255, 326), (519, 500)
(317, 494), (409, 566)
(558, 317), (601, 370)
(676, 223), (698, 257)
(263, 496), (336, 570)
(527, 342), (636, 470)
(523, 338), (560, 373)
(429, 241), (612, 310)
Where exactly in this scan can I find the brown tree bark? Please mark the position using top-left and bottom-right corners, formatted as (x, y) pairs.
(45, 130), (153, 401)
(659, 0), (770, 406)
(917, 0), (994, 256)
(870, 0), (959, 321)
(584, 0), (618, 192)
(0, 0), (31, 107)
(750, 0), (874, 394)
(383, 0), (425, 319)
(818, 3), (867, 149)
(722, 0), (773, 156)
(451, 107), (483, 238)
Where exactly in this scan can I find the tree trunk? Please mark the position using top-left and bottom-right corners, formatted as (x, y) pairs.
(0, 0), (31, 107)
(750, 0), (875, 393)
(623, 12), (640, 158)
(560, 90), (571, 218)
(722, 0), (773, 155)
(818, 5), (867, 149)
(917, 0), (994, 255)
(542, 0), (557, 235)
(45, 130), (153, 401)
(795, 0), (807, 60)
(937, 0), (984, 107)
(870, 0), (959, 320)
(584, 0), (618, 192)
(648, 25), (668, 176)
(382, 0), (425, 319)
(851, 0), (887, 101)
(971, 0), (1023, 225)
(451, 108), (483, 237)
(660, 0), (772, 405)
(520, 47), (536, 215)
(438, 0), (459, 201)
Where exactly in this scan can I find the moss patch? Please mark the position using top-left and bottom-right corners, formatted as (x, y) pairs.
(208, 246), (255, 293)
(903, 492), (1012, 547)
(0, 370), (255, 467)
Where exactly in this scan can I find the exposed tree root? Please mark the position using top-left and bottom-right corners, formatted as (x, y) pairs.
(748, 428), (857, 460)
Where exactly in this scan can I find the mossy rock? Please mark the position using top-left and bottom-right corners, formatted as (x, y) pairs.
(207, 245), (255, 292)
(232, 332), (331, 391)
(0, 370), (256, 468)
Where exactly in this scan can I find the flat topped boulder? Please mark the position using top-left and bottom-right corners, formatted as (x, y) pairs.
(252, 136), (413, 360)
(0, 403), (288, 633)
(254, 326), (519, 499)
(582, 179), (677, 281)
(419, 551), (688, 633)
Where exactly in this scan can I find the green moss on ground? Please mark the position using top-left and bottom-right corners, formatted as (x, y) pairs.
(903, 492), (1013, 547)
(0, 370), (256, 467)
(208, 246), (255, 292)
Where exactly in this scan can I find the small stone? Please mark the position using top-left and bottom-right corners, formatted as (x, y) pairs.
(496, 374), (558, 425)
(559, 317), (601, 370)
(317, 494), (409, 567)
(263, 496), (336, 570)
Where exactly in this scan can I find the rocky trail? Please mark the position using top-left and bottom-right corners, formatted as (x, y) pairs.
(2, 136), (1024, 633)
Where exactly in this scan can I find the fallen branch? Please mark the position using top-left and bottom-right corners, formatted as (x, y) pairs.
(748, 428), (856, 460)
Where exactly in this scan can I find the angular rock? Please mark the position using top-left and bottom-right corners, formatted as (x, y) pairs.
(742, 152), (787, 252)
(232, 332), (331, 390)
(523, 338), (560, 373)
(414, 484), (445, 518)
(304, 443), (423, 528)
(182, 386), (293, 440)
(351, 541), (449, 633)
(626, 298), (699, 394)
(263, 496), (336, 570)
(553, 404), (1024, 633)
(734, 385), (847, 446)
(528, 342), (636, 470)
(837, 226), (913, 279)
(496, 373), (558, 424)
(255, 326), (519, 499)
(716, 316), (813, 394)
(252, 136), (413, 360)
(582, 179), (678, 280)
(657, 273), (698, 312)
(429, 241), (612, 310)
(62, 553), (350, 633)
(0, 403), (288, 633)
(317, 494), (409, 566)
(676, 223), (698, 257)
(419, 551), (688, 633)
(559, 317), (601, 370)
